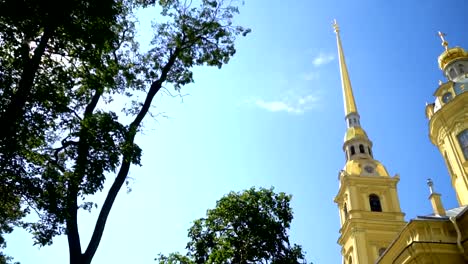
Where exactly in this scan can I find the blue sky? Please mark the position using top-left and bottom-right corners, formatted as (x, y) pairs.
(5, 0), (468, 263)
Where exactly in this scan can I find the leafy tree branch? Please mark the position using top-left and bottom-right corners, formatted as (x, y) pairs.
(0, 0), (249, 263)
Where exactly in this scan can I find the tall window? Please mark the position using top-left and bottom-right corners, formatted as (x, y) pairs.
(449, 68), (456, 79)
(359, 144), (365, 154)
(458, 129), (468, 160)
(350, 146), (356, 155)
(459, 64), (465, 74)
(369, 194), (382, 212)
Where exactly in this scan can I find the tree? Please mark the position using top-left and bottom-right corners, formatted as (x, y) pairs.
(0, 0), (131, 259)
(0, 0), (249, 263)
(156, 188), (309, 264)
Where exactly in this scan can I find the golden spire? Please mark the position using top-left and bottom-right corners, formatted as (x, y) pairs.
(333, 20), (358, 116)
(438, 31), (449, 51)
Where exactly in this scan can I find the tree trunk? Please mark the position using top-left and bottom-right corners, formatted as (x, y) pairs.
(69, 254), (87, 264)
(69, 48), (180, 264)
(0, 27), (54, 146)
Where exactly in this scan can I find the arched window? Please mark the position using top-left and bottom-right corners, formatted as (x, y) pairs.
(379, 248), (387, 256)
(449, 68), (456, 79)
(369, 194), (382, 212)
(343, 203), (349, 219)
(459, 64), (465, 74)
(458, 129), (468, 160)
(350, 146), (356, 155)
(359, 144), (365, 154)
(368, 147), (372, 157)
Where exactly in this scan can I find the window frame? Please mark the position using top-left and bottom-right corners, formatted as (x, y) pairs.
(457, 129), (468, 160)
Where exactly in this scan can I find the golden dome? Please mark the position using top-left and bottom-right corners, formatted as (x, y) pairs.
(438, 47), (468, 70)
(344, 127), (368, 142)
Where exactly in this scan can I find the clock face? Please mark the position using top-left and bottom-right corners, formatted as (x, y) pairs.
(364, 165), (374, 173)
(442, 92), (453, 103)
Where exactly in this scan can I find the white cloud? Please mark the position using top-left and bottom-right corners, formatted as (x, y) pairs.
(252, 94), (320, 114)
(301, 71), (319, 81)
(312, 53), (335, 67)
(255, 100), (297, 113)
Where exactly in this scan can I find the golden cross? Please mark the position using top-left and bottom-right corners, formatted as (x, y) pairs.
(438, 31), (449, 51)
(333, 19), (340, 33)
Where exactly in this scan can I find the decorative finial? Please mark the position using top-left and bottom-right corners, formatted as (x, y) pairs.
(333, 19), (340, 33)
(427, 178), (435, 194)
(438, 31), (449, 51)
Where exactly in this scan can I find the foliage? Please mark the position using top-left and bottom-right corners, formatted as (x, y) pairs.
(0, 253), (19, 264)
(0, 185), (22, 264)
(0, 0), (249, 263)
(156, 188), (308, 264)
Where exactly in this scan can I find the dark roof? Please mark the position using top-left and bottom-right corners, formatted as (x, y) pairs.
(416, 205), (468, 220)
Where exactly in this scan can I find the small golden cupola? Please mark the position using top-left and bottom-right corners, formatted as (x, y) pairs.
(437, 31), (468, 82)
(426, 32), (468, 118)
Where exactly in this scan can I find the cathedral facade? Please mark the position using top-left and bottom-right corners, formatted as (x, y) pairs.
(332, 22), (468, 264)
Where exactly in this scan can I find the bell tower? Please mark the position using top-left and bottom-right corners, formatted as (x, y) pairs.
(332, 21), (407, 264)
(426, 32), (468, 206)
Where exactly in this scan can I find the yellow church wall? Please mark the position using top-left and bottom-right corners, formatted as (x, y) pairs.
(377, 220), (463, 264)
(458, 212), (468, 259)
(429, 91), (468, 205)
(335, 175), (405, 219)
(339, 219), (407, 264)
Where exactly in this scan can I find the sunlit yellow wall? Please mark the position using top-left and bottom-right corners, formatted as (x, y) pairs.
(335, 168), (406, 264)
(377, 213), (468, 264)
(428, 85), (468, 205)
